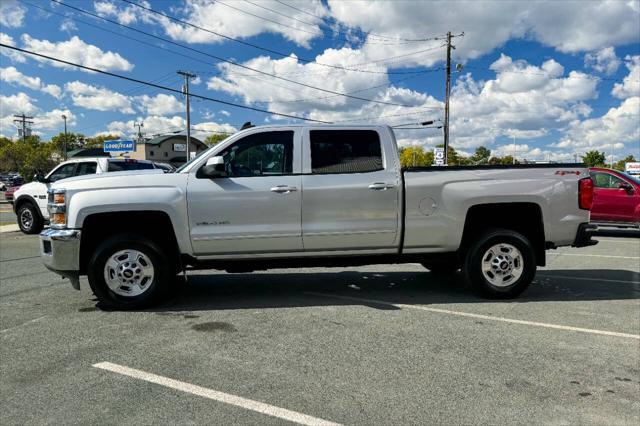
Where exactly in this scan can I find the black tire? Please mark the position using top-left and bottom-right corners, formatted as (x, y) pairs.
(463, 228), (536, 299)
(17, 203), (43, 234)
(87, 234), (172, 310)
(421, 261), (459, 274)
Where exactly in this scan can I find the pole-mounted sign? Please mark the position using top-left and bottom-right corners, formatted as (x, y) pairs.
(433, 147), (445, 166)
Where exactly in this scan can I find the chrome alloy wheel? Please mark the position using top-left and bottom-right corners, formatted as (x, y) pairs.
(480, 243), (524, 287)
(104, 249), (155, 297)
(20, 208), (33, 230)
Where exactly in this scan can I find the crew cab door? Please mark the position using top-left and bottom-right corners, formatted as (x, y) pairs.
(591, 171), (637, 222)
(301, 128), (400, 251)
(187, 129), (303, 255)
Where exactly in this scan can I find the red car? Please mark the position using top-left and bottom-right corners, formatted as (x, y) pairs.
(589, 167), (640, 228)
(4, 185), (20, 204)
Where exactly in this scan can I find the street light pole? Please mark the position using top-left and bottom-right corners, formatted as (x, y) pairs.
(61, 114), (68, 160)
(178, 71), (196, 163)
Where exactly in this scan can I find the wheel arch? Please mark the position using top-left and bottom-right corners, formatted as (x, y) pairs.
(79, 210), (182, 275)
(459, 202), (546, 266)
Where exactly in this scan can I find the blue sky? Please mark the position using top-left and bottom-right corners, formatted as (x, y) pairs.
(1, 0), (639, 163)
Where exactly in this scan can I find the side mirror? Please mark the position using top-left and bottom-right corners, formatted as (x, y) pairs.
(33, 172), (47, 183)
(618, 181), (633, 193)
(201, 156), (227, 178)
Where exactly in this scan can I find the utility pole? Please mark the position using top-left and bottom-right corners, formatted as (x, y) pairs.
(178, 71), (196, 162)
(443, 32), (464, 165)
(13, 113), (34, 144)
(61, 114), (68, 160)
(134, 121), (144, 144)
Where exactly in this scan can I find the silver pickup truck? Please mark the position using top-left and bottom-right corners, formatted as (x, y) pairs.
(40, 125), (596, 309)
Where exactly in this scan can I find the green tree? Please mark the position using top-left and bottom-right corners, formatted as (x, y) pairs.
(581, 150), (606, 167)
(204, 133), (228, 146)
(84, 134), (120, 148)
(470, 146), (491, 164)
(613, 155), (636, 171)
(399, 146), (431, 168)
(50, 132), (86, 156)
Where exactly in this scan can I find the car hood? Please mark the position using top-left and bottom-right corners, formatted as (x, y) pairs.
(13, 181), (43, 196)
(51, 169), (186, 192)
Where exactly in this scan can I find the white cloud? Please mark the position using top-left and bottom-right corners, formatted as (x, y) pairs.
(584, 47), (621, 75)
(94, 0), (329, 48)
(327, 0), (639, 69)
(20, 34), (134, 72)
(64, 81), (134, 113)
(59, 19), (78, 33)
(105, 115), (187, 138)
(0, 92), (75, 137)
(135, 93), (183, 116)
(0, 32), (26, 63)
(0, 0), (26, 28)
(0, 92), (39, 116)
(191, 121), (237, 141)
(612, 55), (640, 99)
(554, 96), (640, 158)
(0, 66), (62, 98)
(219, 110), (231, 117)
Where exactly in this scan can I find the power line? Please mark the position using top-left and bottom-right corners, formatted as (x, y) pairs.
(221, 0), (427, 46)
(118, 0), (440, 75)
(273, 0), (443, 42)
(52, 0), (437, 108)
(0, 43), (330, 123)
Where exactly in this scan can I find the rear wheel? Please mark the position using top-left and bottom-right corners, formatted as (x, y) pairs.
(87, 234), (171, 309)
(17, 203), (43, 234)
(463, 228), (536, 299)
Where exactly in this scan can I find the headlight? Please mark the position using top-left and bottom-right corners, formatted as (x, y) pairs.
(48, 188), (67, 229)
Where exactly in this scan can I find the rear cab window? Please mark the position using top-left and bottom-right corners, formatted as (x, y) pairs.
(310, 130), (383, 174)
(107, 160), (155, 172)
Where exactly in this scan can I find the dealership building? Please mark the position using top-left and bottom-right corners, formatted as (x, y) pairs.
(118, 135), (207, 167)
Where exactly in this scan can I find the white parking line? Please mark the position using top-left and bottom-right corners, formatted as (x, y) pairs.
(596, 238), (640, 244)
(93, 362), (342, 426)
(550, 253), (639, 259)
(536, 273), (639, 284)
(306, 293), (640, 340)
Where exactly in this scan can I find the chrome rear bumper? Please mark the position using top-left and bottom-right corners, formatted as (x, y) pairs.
(40, 228), (81, 290)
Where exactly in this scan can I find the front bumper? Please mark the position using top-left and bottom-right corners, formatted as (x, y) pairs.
(40, 228), (82, 290)
(572, 223), (598, 248)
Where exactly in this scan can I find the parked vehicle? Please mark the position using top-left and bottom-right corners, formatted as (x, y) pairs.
(4, 185), (20, 204)
(40, 125), (596, 309)
(589, 167), (640, 228)
(13, 157), (159, 234)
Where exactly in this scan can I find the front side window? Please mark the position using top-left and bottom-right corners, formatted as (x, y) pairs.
(48, 163), (77, 182)
(591, 172), (623, 188)
(310, 130), (383, 174)
(75, 162), (97, 176)
(217, 131), (293, 177)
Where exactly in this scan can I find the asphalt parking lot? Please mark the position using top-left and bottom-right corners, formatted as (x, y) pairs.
(1, 230), (639, 425)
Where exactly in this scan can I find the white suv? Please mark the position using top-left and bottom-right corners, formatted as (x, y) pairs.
(13, 157), (157, 234)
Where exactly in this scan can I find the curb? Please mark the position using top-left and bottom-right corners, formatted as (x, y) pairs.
(0, 224), (20, 233)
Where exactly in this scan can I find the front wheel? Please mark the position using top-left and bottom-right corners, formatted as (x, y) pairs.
(17, 203), (43, 234)
(463, 228), (536, 299)
(87, 234), (172, 309)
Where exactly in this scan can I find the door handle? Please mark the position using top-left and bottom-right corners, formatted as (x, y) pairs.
(270, 185), (297, 193)
(368, 182), (395, 190)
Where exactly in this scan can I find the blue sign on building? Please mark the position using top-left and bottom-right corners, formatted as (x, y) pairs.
(104, 140), (136, 152)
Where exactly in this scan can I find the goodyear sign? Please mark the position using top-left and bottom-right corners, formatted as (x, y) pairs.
(104, 140), (135, 152)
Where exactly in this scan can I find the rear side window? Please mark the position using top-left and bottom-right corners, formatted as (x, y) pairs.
(310, 130), (383, 174)
(108, 160), (155, 172)
(75, 162), (97, 176)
